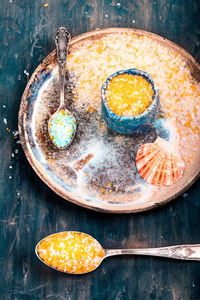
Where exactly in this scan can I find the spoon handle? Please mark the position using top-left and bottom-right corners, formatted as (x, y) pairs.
(105, 244), (200, 261)
(55, 27), (71, 109)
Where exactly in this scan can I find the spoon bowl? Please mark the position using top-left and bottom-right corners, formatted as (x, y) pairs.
(48, 109), (76, 149)
(48, 27), (77, 149)
(35, 231), (200, 275)
(35, 231), (105, 274)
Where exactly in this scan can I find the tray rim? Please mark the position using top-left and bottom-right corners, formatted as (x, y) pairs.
(18, 27), (200, 213)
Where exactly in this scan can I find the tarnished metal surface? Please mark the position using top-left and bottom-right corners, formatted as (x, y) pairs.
(19, 28), (200, 213)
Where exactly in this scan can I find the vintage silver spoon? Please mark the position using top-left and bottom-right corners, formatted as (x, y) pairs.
(35, 231), (200, 275)
(48, 27), (77, 149)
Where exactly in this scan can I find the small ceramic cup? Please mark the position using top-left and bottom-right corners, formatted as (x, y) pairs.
(101, 69), (159, 135)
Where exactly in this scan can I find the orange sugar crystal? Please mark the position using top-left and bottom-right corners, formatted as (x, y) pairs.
(105, 74), (154, 117)
(37, 232), (105, 274)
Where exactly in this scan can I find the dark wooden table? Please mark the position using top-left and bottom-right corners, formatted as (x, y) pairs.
(1, 1), (200, 299)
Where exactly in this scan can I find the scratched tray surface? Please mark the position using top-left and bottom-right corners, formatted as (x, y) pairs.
(19, 28), (200, 213)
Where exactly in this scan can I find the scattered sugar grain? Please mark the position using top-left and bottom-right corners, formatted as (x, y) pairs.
(12, 130), (19, 136)
(24, 70), (29, 76)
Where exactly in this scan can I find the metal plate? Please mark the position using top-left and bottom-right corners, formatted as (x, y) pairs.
(18, 28), (200, 213)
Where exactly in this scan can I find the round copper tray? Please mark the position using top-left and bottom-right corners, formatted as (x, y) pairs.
(18, 28), (200, 213)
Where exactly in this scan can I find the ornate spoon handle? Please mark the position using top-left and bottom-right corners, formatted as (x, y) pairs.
(105, 244), (200, 261)
(54, 27), (71, 108)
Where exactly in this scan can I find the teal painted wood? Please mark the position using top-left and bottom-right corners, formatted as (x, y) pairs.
(0, 0), (200, 299)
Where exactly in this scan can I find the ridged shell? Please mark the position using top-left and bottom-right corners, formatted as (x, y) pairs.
(136, 137), (185, 186)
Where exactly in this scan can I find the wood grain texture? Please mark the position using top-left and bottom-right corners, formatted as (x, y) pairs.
(0, 0), (200, 299)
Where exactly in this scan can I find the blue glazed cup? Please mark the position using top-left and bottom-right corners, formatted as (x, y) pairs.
(101, 69), (159, 135)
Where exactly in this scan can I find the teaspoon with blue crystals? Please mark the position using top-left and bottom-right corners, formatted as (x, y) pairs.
(48, 27), (77, 149)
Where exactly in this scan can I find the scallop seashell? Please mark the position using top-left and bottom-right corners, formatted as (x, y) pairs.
(136, 137), (185, 186)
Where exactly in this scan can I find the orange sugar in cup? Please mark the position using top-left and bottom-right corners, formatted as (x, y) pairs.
(105, 73), (154, 117)
(36, 232), (105, 274)
(101, 69), (159, 136)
